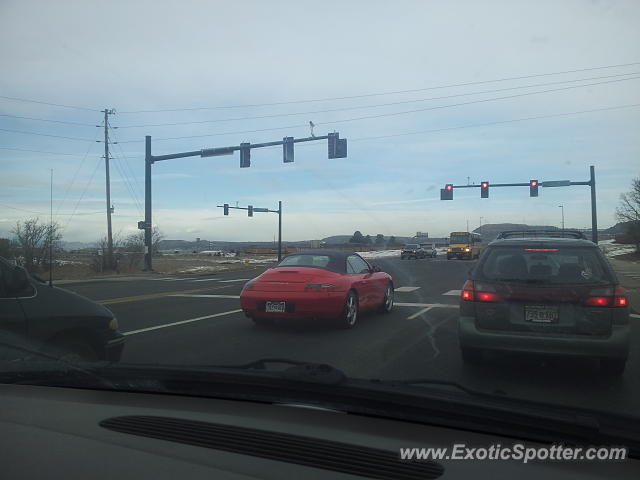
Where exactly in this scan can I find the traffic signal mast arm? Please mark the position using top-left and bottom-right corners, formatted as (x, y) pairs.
(217, 205), (279, 213)
(150, 135), (334, 163)
(447, 180), (590, 188)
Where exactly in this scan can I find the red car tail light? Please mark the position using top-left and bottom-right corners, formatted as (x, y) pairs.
(584, 296), (611, 307)
(476, 291), (500, 302)
(461, 280), (500, 302)
(614, 286), (628, 307)
(461, 280), (474, 301)
(584, 286), (628, 307)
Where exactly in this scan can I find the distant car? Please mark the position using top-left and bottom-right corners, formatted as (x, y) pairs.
(240, 250), (394, 328)
(400, 244), (426, 259)
(421, 244), (437, 258)
(0, 256), (124, 362)
(458, 232), (630, 374)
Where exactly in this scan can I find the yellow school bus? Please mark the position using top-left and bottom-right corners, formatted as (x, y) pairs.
(447, 231), (483, 260)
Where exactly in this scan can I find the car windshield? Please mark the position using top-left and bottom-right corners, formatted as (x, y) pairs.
(480, 246), (613, 284)
(277, 254), (332, 269)
(450, 235), (470, 244)
(1, 0), (640, 433)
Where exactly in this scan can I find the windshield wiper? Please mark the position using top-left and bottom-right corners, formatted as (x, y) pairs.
(373, 377), (505, 398)
(205, 358), (347, 385)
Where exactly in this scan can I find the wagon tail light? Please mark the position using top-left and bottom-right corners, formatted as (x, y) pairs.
(461, 280), (500, 302)
(305, 283), (337, 292)
(584, 286), (628, 307)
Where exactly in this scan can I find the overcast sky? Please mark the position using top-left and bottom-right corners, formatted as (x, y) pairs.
(1, 0), (639, 243)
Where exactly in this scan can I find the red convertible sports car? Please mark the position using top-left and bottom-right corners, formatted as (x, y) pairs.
(240, 250), (394, 328)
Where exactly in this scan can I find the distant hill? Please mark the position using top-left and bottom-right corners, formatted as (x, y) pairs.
(602, 221), (639, 235)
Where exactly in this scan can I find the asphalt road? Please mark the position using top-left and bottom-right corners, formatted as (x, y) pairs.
(64, 256), (640, 417)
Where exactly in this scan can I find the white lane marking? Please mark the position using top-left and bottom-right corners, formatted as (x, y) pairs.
(218, 278), (252, 283)
(395, 286), (420, 292)
(192, 278), (221, 282)
(152, 277), (194, 281)
(442, 289), (461, 296)
(407, 306), (434, 320)
(170, 294), (241, 299)
(123, 309), (242, 336)
(631, 313), (640, 319)
(396, 302), (458, 309)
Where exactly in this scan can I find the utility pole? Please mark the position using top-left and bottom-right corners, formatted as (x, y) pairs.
(278, 200), (283, 261)
(558, 205), (565, 232)
(102, 108), (115, 269)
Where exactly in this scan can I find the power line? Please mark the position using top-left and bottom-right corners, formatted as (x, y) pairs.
(116, 75), (640, 143)
(116, 123), (305, 143)
(114, 71), (640, 128)
(0, 146), (81, 156)
(62, 157), (103, 232)
(118, 61), (640, 113)
(0, 202), (102, 216)
(111, 131), (144, 201)
(111, 152), (143, 216)
(55, 128), (102, 219)
(107, 123), (143, 214)
(347, 103), (640, 142)
(0, 127), (97, 142)
(0, 95), (99, 112)
(0, 113), (96, 127)
(317, 76), (640, 127)
(256, 102), (640, 148)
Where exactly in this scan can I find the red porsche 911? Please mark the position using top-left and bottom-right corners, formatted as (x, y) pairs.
(240, 250), (394, 328)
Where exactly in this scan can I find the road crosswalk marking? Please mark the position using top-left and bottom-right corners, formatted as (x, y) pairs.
(442, 289), (461, 296)
(170, 294), (241, 299)
(395, 286), (420, 292)
(396, 302), (457, 309)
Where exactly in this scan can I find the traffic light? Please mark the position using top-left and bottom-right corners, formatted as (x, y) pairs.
(440, 184), (453, 200)
(481, 181), (489, 198)
(223, 203), (229, 215)
(283, 137), (294, 163)
(530, 179), (539, 197)
(248, 205), (253, 217)
(240, 142), (251, 168)
(328, 132), (347, 159)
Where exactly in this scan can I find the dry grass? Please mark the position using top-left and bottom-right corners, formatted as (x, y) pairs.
(39, 253), (277, 280)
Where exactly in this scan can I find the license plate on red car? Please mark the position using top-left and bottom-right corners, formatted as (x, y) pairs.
(525, 305), (559, 323)
(265, 301), (286, 313)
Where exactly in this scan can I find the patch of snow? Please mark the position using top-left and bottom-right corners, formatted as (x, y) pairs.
(357, 250), (402, 259)
(602, 243), (637, 258)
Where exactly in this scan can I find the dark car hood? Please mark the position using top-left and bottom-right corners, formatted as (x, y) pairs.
(21, 281), (114, 321)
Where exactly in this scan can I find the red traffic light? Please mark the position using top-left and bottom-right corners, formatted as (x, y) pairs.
(445, 184), (453, 191)
(530, 180), (538, 187)
(481, 182), (488, 188)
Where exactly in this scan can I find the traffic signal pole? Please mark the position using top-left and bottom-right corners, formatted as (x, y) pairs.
(140, 133), (346, 271)
(144, 136), (152, 270)
(440, 166), (599, 243)
(278, 200), (282, 262)
(218, 202), (283, 261)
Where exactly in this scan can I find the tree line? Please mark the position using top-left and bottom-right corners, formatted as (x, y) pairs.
(0, 217), (163, 273)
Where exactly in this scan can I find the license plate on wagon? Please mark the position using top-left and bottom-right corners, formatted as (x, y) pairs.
(265, 301), (286, 313)
(525, 305), (559, 323)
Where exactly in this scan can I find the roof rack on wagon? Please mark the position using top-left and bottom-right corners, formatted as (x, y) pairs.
(495, 230), (587, 240)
